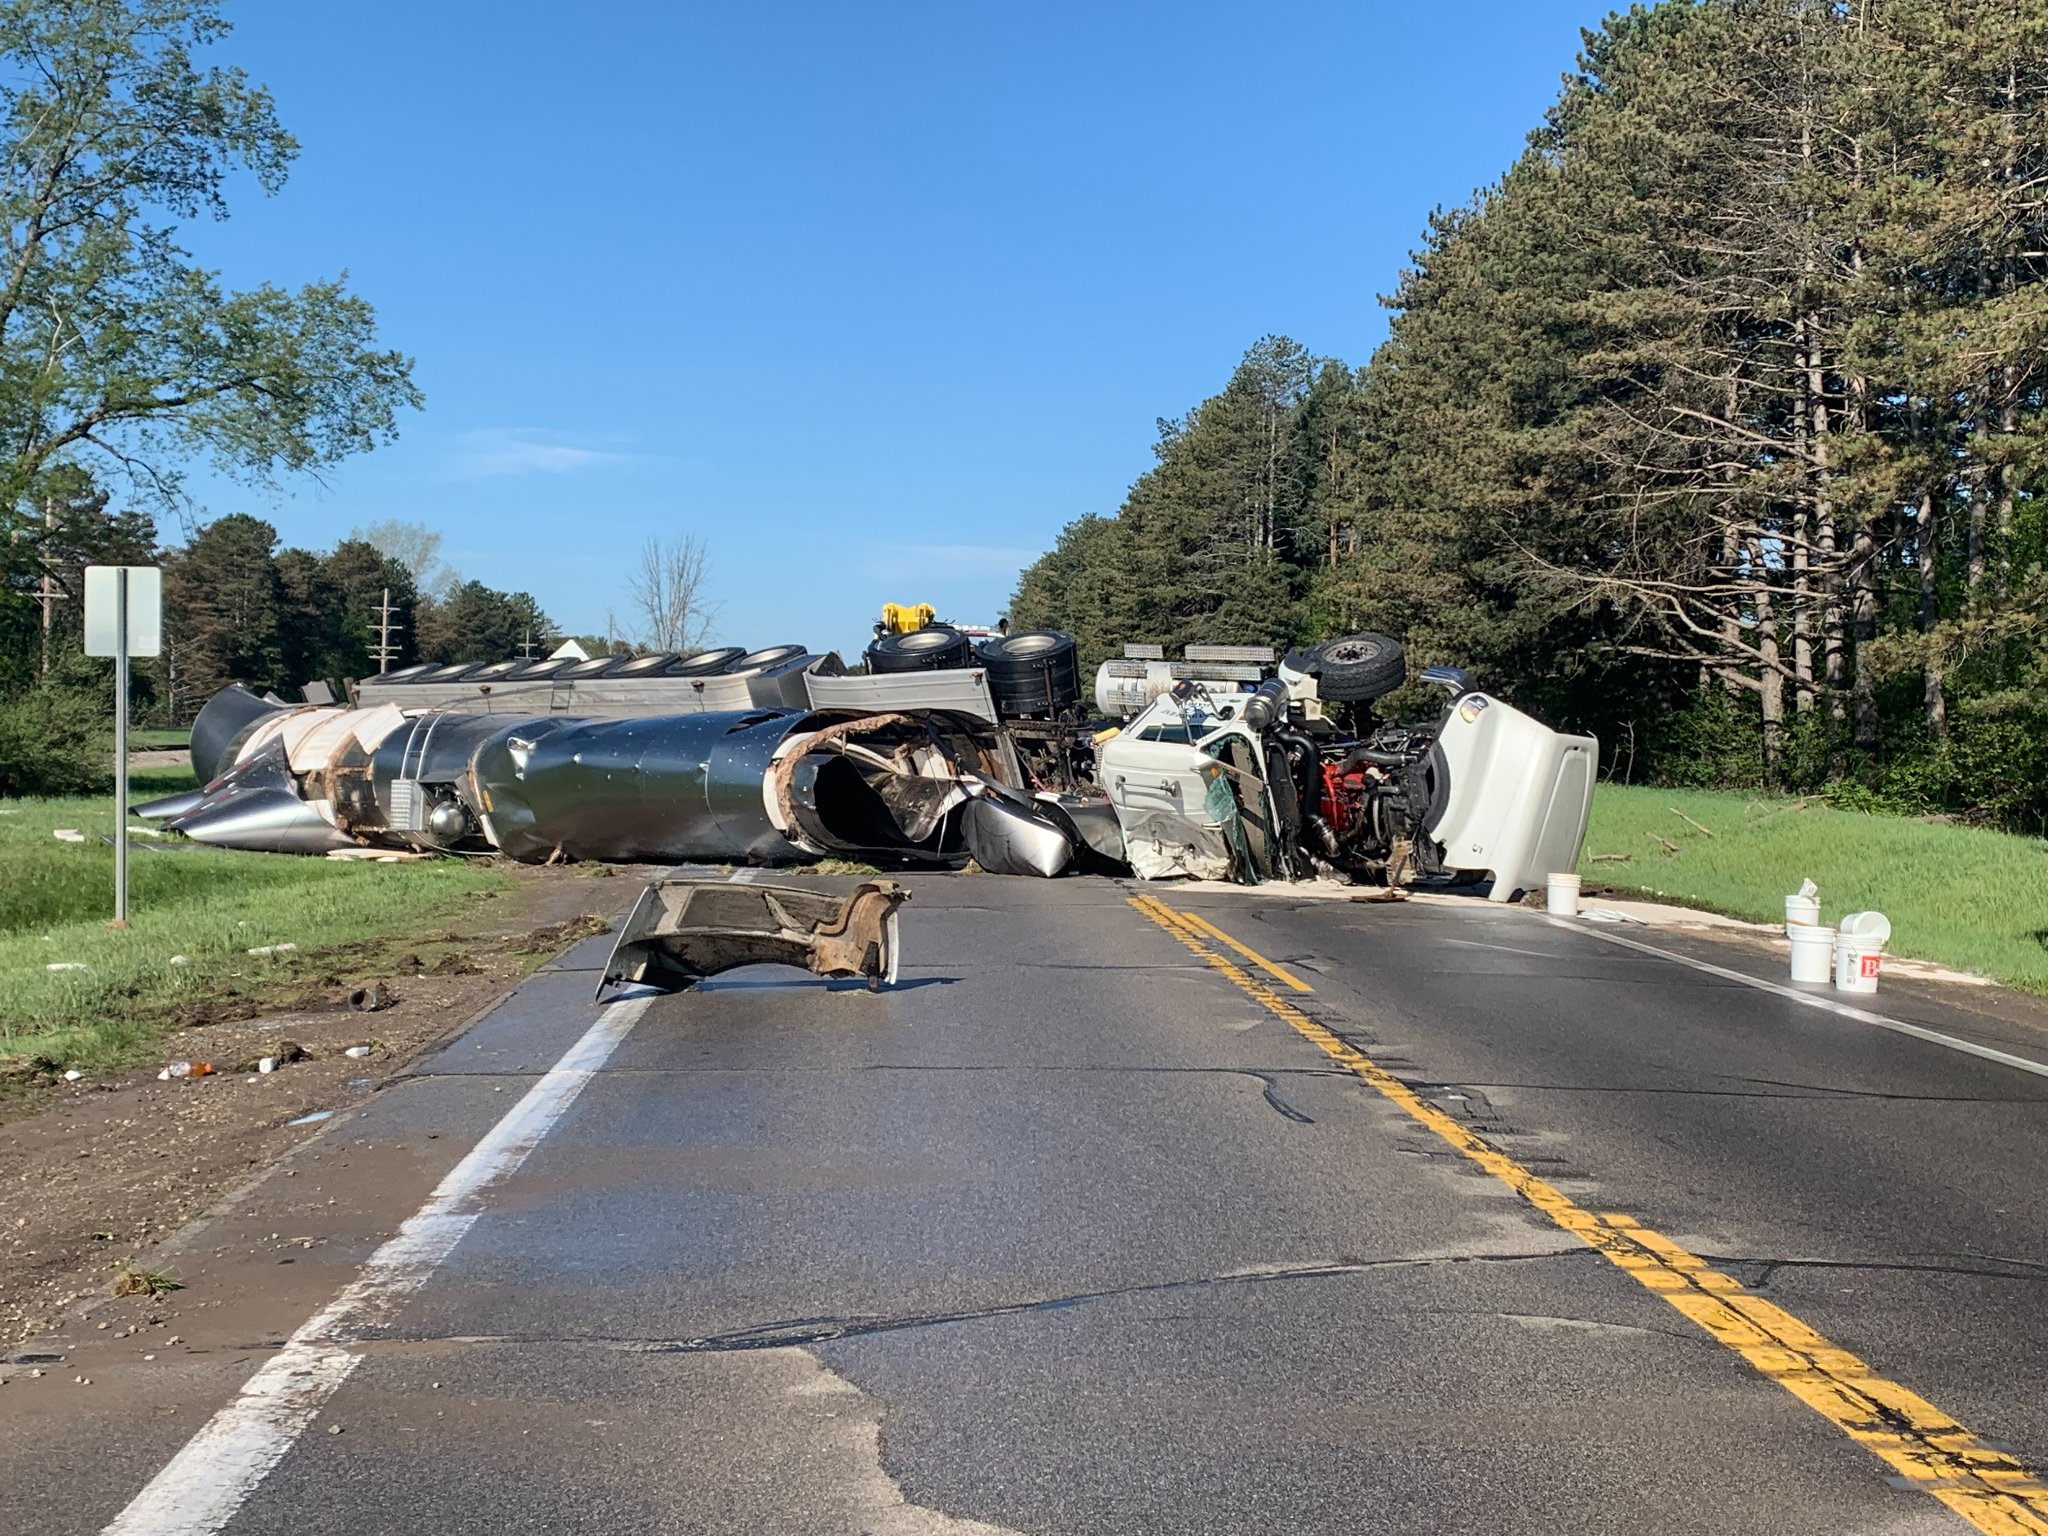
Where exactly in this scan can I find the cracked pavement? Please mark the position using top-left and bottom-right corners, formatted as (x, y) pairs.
(4, 873), (2045, 1534)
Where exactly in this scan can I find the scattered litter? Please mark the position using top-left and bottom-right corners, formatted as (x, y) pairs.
(246, 942), (297, 957)
(52, 829), (85, 843)
(62, 1069), (81, 1082)
(230, 1036), (306, 1074)
(128, 825), (165, 838)
(348, 1078), (371, 1088)
(343, 1045), (372, 1059)
(168, 955), (189, 965)
(157, 1061), (214, 1080)
(45, 962), (88, 972)
(345, 982), (391, 1013)
(287, 1110), (333, 1126)
(1579, 908), (1646, 925)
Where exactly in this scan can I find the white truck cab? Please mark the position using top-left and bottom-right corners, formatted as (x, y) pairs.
(1099, 672), (1595, 898)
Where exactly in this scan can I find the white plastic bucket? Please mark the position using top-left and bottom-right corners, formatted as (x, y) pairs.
(1839, 910), (1892, 944)
(1789, 924), (1836, 984)
(1547, 872), (1582, 917)
(1784, 893), (1821, 935)
(1835, 933), (1883, 994)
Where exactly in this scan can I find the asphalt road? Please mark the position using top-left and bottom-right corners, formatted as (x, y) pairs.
(7, 873), (2048, 1535)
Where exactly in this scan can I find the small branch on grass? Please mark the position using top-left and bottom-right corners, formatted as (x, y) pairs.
(1648, 833), (1682, 855)
(1747, 798), (1817, 827)
(1588, 852), (1634, 863)
(1670, 808), (1717, 839)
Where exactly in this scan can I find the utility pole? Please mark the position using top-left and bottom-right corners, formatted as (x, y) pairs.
(371, 586), (402, 673)
(520, 624), (537, 660)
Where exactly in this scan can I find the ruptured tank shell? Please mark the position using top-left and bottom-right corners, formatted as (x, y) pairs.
(189, 684), (293, 784)
(165, 682), (1059, 874)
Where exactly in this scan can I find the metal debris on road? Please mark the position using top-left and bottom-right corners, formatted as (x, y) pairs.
(597, 878), (911, 996)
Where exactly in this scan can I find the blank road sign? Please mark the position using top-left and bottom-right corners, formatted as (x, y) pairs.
(84, 566), (163, 657)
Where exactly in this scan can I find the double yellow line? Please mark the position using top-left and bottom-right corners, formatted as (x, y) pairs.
(1129, 894), (2048, 1536)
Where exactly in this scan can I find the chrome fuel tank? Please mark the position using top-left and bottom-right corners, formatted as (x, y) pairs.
(474, 709), (802, 863)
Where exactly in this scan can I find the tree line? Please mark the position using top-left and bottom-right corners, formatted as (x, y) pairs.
(4, 493), (552, 717)
(1013, 0), (2048, 831)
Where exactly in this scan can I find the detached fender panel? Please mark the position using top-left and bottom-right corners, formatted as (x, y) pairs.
(598, 878), (911, 996)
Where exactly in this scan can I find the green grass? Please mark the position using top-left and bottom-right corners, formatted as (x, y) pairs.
(1581, 785), (2048, 992)
(131, 728), (190, 750)
(2, 767), (510, 1070)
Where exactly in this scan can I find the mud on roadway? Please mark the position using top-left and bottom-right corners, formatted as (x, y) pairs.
(0, 862), (654, 1345)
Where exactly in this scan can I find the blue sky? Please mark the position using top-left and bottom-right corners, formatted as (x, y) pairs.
(181, 0), (1601, 658)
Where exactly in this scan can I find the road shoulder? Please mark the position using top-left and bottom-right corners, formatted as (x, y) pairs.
(0, 864), (647, 1346)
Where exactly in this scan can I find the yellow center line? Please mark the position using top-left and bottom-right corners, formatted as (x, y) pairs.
(1128, 895), (2048, 1536)
(1168, 907), (1315, 992)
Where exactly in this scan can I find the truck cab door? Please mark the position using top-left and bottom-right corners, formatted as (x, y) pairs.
(1100, 714), (1237, 879)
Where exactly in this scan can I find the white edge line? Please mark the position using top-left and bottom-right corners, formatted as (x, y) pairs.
(1544, 914), (2048, 1083)
(99, 994), (653, 1536)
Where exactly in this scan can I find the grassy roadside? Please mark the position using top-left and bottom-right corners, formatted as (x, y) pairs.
(2, 768), (512, 1071)
(1580, 785), (2048, 993)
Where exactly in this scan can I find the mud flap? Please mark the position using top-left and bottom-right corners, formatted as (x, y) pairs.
(597, 878), (912, 997)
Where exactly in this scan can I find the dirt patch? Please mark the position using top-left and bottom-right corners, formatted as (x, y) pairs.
(0, 861), (650, 1345)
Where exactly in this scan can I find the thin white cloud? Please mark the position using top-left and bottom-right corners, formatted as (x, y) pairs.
(444, 428), (629, 479)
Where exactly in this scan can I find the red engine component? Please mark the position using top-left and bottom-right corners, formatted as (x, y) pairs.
(1318, 760), (1368, 838)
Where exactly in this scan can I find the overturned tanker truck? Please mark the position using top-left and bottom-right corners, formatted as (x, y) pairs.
(145, 630), (1596, 900)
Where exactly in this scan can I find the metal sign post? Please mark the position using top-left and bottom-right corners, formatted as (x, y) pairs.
(84, 565), (162, 928)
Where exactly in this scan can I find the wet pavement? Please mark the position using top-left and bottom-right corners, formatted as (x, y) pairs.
(5, 874), (2046, 1535)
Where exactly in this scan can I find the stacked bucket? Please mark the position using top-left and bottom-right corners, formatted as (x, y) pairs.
(1784, 881), (1888, 993)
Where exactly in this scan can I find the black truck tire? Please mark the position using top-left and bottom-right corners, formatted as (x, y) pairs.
(866, 624), (973, 673)
(978, 630), (1082, 716)
(1306, 633), (1406, 702)
(671, 647), (747, 676)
